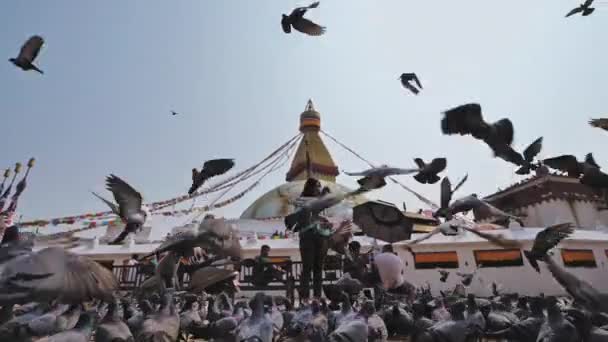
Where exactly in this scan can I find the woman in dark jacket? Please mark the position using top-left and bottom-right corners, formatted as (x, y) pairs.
(288, 178), (350, 300)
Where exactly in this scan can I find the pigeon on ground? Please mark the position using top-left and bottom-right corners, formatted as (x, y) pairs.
(399, 73), (423, 95)
(441, 103), (517, 161)
(92, 174), (147, 245)
(589, 118), (608, 131)
(438, 270), (450, 283)
(189, 158), (235, 196)
(413, 158), (447, 184)
(565, 0), (595, 17)
(281, 2), (325, 36)
(9, 35), (44, 74)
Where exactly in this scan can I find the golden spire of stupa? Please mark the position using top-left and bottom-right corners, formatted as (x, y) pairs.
(286, 99), (339, 182)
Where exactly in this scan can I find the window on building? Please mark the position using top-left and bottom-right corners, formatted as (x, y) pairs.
(561, 249), (597, 268)
(474, 249), (524, 268)
(413, 251), (459, 269)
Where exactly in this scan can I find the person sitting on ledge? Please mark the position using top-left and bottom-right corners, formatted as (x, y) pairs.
(252, 245), (285, 286)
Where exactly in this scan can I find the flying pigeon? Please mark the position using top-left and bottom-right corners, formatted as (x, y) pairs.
(589, 118), (608, 131)
(189, 158), (235, 196)
(343, 164), (421, 190)
(92, 174), (147, 245)
(525, 222), (574, 273)
(543, 153), (599, 178)
(565, 0), (595, 17)
(438, 270), (450, 283)
(512, 137), (544, 175)
(456, 266), (480, 287)
(399, 73), (423, 95)
(281, 2), (326, 36)
(9, 35), (44, 74)
(284, 190), (363, 231)
(413, 158), (447, 184)
(0, 247), (117, 305)
(434, 175), (468, 219)
(441, 103), (518, 162)
(171, 111), (178, 116)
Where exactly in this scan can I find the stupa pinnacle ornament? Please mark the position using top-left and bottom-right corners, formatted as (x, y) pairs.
(286, 99), (339, 182)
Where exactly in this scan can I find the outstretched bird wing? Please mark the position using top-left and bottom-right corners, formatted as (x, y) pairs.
(426, 158), (447, 174)
(543, 155), (581, 177)
(440, 177), (452, 210)
(281, 16), (292, 33)
(530, 223), (574, 257)
(0, 247), (117, 305)
(412, 74), (422, 89)
(452, 174), (468, 194)
(91, 191), (120, 215)
(401, 81), (420, 95)
(18, 35), (44, 62)
(585, 153), (600, 169)
(105, 175), (143, 219)
(565, 6), (583, 17)
(523, 137), (543, 162)
(292, 17), (326, 36)
(189, 159), (235, 195)
(200, 158), (235, 179)
(584, 0), (594, 8)
(440, 103), (487, 138)
(589, 118), (608, 131)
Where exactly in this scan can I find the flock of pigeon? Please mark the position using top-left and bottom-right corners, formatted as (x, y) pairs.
(3, 1), (608, 341)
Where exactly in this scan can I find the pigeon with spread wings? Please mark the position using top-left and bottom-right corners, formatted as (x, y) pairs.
(441, 103), (518, 163)
(9, 35), (44, 74)
(189, 158), (235, 196)
(589, 118), (608, 131)
(565, 0), (595, 17)
(525, 223), (574, 273)
(434, 175), (468, 219)
(281, 2), (326, 36)
(0, 247), (117, 306)
(512, 137), (543, 175)
(343, 164), (421, 191)
(543, 153), (599, 178)
(399, 73), (423, 95)
(413, 158), (447, 184)
(92, 174), (147, 245)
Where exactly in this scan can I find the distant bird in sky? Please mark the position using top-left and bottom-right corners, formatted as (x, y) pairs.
(399, 73), (422, 95)
(281, 1), (326, 36)
(171, 111), (178, 116)
(9, 35), (44, 74)
(189, 158), (235, 196)
(92, 175), (147, 245)
(441, 103), (519, 163)
(413, 157), (447, 184)
(589, 118), (608, 131)
(565, 0), (595, 17)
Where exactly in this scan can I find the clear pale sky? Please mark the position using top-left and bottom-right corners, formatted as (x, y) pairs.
(1, 1), (606, 222)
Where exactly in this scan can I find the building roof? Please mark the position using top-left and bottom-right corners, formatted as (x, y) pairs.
(476, 173), (606, 221)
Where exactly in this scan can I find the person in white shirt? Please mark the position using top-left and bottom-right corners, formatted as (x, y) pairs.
(373, 244), (405, 290)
